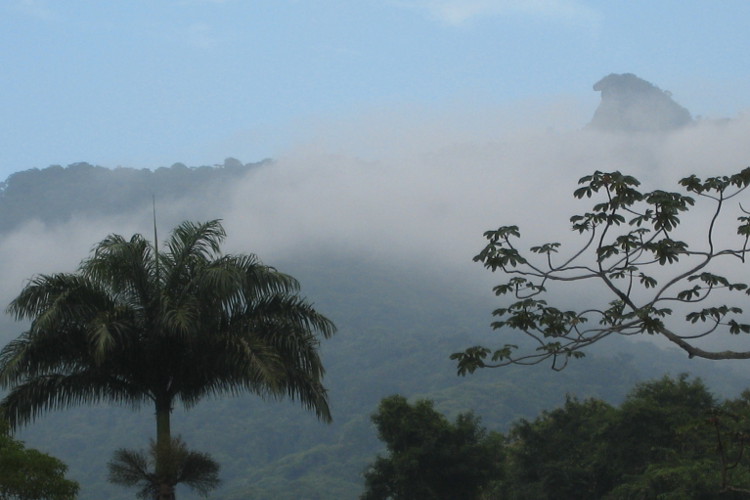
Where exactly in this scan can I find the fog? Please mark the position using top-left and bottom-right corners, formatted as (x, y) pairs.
(223, 101), (750, 271)
(1, 90), (750, 348)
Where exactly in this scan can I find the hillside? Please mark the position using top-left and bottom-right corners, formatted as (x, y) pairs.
(0, 158), (266, 234)
(2, 161), (749, 499)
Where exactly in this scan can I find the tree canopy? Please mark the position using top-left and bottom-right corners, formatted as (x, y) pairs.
(498, 375), (750, 499)
(0, 160), (265, 233)
(0, 424), (79, 500)
(0, 219), (335, 498)
(363, 376), (750, 499)
(453, 168), (750, 372)
(361, 395), (503, 500)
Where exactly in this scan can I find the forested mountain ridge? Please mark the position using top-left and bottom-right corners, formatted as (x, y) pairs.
(1, 160), (749, 499)
(0, 158), (267, 233)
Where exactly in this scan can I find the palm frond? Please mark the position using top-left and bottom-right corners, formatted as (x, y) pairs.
(161, 220), (225, 288)
(86, 306), (140, 364)
(177, 449), (221, 496)
(108, 448), (152, 487)
(161, 294), (201, 336)
(171, 328), (283, 406)
(239, 255), (301, 294)
(82, 233), (155, 307)
(246, 294), (337, 340)
(8, 273), (101, 320)
(1, 372), (147, 429)
(108, 437), (220, 498)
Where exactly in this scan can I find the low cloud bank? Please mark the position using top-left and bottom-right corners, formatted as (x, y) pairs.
(1, 98), (749, 329)
(223, 103), (750, 272)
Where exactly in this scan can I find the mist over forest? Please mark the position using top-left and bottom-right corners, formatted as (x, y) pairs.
(3, 74), (750, 498)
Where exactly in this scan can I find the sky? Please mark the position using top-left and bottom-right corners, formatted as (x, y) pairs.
(2, 0), (750, 178)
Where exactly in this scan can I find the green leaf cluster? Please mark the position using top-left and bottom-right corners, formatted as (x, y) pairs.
(0, 425), (79, 500)
(498, 375), (750, 499)
(466, 167), (750, 368)
(361, 395), (503, 500)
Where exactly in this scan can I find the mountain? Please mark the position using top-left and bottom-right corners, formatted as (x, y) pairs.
(588, 73), (693, 132)
(2, 157), (749, 499)
(0, 158), (267, 234)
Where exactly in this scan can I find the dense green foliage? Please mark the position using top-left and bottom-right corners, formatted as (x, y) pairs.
(0, 426), (79, 500)
(0, 220), (334, 498)
(499, 375), (750, 499)
(366, 376), (750, 500)
(362, 375), (750, 500)
(362, 395), (503, 500)
(455, 168), (750, 372)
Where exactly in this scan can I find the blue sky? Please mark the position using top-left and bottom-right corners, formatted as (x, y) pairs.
(2, 0), (750, 178)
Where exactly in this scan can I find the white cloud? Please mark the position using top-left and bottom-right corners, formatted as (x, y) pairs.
(2, 97), (750, 339)
(215, 101), (750, 281)
(392, 0), (600, 26)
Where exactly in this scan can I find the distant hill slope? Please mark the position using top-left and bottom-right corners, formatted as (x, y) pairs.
(0, 158), (267, 233)
(14, 254), (750, 500)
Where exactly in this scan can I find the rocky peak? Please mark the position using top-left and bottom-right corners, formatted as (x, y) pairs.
(589, 73), (692, 132)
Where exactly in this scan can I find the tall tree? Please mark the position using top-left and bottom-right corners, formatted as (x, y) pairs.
(362, 395), (503, 500)
(453, 168), (750, 372)
(503, 397), (617, 500)
(0, 220), (335, 499)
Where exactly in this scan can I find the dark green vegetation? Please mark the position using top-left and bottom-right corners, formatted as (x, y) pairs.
(0, 159), (265, 233)
(1, 162), (750, 498)
(0, 219), (334, 499)
(369, 376), (750, 499)
(362, 395), (503, 500)
(0, 424), (79, 499)
(455, 168), (750, 372)
(497, 374), (750, 499)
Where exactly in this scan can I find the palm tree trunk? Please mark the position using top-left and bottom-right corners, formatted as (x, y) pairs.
(155, 398), (175, 500)
(156, 400), (171, 448)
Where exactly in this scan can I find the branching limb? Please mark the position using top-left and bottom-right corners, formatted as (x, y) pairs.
(456, 167), (750, 373)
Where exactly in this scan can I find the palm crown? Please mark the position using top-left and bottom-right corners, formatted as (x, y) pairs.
(0, 220), (335, 496)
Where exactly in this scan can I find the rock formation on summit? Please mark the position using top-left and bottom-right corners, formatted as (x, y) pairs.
(589, 73), (692, 132)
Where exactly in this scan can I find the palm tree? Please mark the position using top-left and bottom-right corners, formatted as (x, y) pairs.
(108, 437), (220, 499)
(0, 220), (335, 499)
